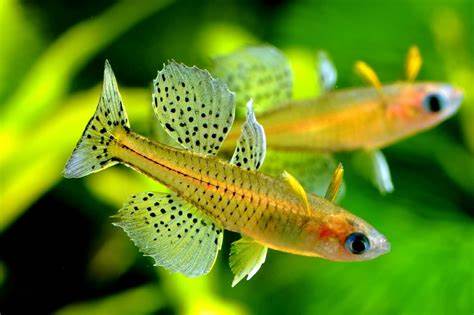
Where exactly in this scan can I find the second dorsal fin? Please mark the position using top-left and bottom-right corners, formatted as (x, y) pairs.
(213, 45), (293, 116)
(152, 61), (235, 156)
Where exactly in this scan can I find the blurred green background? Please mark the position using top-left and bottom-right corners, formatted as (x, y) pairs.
(0, 0), (473, 314)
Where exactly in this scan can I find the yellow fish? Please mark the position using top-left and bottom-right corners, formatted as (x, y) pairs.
(64, 61), (389, 286)
(215, 46), (463, 193)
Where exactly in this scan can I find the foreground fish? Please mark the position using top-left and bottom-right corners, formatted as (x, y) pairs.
(216, 46), (463, 193)
(64, 61), (389, 286)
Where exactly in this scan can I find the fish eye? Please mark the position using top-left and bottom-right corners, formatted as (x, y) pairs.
(345, 232), (370, 255)
(423, 93), (447, 113)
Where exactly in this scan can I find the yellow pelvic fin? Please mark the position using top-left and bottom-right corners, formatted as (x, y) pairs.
(405, 45), (422, 82)
(282, 171), (311, 214)
(324, 163), (344, 202)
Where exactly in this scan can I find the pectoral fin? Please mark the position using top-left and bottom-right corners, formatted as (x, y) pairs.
(229, 236), (268, 287)
(113, 191), (223, 277)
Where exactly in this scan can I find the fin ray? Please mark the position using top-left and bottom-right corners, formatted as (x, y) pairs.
(229, 236), (268, 287)
(64, 61), (129, 178)
(230, 100), (266, 171)
(152, 62), (235, 156)
(213, 46), (293, 116)
(113, 191), (223, 277)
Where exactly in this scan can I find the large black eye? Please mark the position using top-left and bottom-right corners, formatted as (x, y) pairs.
(345, 232), (370, 255)
(423, 93), (447, 113)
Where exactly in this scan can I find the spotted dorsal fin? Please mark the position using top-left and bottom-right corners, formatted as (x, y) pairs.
(152, 61), (235, 156)
(405, 45), (422, 82)
(213, 45), (293, 117)
(282, 171), (311, 214)
(230, 100), (266, 171)
(113, 191), (224, 277)
(316, 51), (337, 92)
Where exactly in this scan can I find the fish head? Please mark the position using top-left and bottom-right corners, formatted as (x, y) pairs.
(304, 197), (390, 261)
(384, 82), (462, 136)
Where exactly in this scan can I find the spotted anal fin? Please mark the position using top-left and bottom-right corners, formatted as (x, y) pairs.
(213, 45), (293, 117)
(152, 61), (235, 156)
(324, 163), (344, 202)
(230, 100), (266, 171)
(282, 171), (311, 214)
(353, 149), (394, 194)
(316, 51), (337, 93)
(113, 192), (223, 277)
(229, 236), (268, 287)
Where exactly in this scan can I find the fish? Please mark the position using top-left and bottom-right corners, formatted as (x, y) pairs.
(215, 46), (463, 193)
(64, 61), (390, 286)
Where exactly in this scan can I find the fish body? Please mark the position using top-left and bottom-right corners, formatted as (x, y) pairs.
(64, 61), (389, 283)
(112, 128), (387, 260)
(226, 82), (462, 152)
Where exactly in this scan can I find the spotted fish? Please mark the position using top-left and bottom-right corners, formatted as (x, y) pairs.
(216, 46), (463, 193)
(64, 61), (390, 286)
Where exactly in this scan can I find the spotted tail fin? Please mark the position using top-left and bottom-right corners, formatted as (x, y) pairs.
(64, 61), (130, 178)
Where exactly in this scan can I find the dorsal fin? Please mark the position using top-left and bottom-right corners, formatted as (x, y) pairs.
(354, 60), (386, 105)
(282, 171), (311, 214)
(213, 45), (293, 116)
(230, 100), (266, 171)
(324, 163), (344, 202)
(152, 61), (235, 156)
(316, 51), (337, 92)
(405, 45), (422, 82)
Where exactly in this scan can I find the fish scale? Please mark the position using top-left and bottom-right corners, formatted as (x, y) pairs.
(112, 128), (307, 245)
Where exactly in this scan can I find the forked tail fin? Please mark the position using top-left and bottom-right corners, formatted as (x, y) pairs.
(63, 61), (130, 178)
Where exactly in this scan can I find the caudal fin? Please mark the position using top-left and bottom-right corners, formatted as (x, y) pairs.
(64, 61), (130, 178)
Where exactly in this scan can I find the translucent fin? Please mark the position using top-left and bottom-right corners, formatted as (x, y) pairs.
(405, 45), (422, 82)
(316, 51), (337, 92)
(113, 191), (223, 277)
(152, 61), (235, 156)
(262, 151), (344, 199)
(282, 171), (310, 214)
(229, 236), (268, 287)
(230, 100), (266, 171)
(213, 45), (293, 116)
(354, 60), (382, 91)
(324, 163), (344, 202)
(353, 149), (394, 194)
(64, 61), (129, 178)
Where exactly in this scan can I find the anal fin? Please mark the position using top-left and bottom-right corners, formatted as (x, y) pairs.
(113, 191), (223, 277)
(353, 149), (394, 194)
(229, 236), (268, 287)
